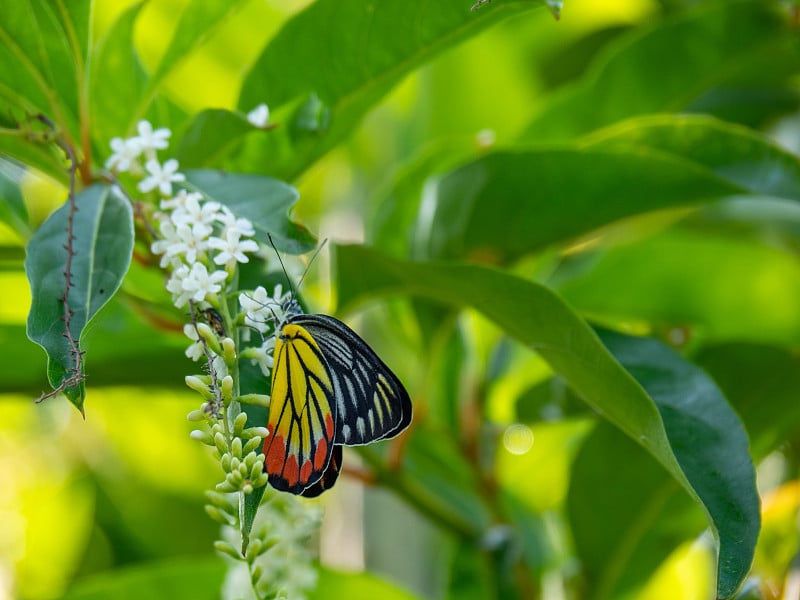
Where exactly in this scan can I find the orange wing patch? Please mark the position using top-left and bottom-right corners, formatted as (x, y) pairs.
(263, 324), (336, 495)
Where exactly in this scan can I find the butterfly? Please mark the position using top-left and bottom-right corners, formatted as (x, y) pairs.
(262, 298), (412, 497)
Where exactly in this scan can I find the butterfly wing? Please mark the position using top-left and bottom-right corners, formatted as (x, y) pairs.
(263, 323), (337, 495)
(289, 314), (412, 446)
(300, 445), (343, 498)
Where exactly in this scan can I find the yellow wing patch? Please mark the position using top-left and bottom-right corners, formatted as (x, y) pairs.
(263, 324), (336, 494)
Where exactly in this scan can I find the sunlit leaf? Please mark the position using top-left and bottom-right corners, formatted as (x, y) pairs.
(310, 567), (421, 600)
(237, 0), (556, 179)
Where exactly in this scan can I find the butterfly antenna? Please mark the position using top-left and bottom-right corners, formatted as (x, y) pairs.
(267, 233), (297, 298)
(297, 238), (328, 293)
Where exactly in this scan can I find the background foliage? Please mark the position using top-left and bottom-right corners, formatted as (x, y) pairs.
(2, 0), (800, 599)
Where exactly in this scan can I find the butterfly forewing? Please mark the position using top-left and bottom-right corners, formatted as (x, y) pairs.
(263, 324), (337, 495)
(288, 314), (412, 446)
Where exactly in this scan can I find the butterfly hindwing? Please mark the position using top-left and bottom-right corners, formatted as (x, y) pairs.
(300, 445), (343, 498)
(263, 323), (337, 495)
(288, 314), (412, 447)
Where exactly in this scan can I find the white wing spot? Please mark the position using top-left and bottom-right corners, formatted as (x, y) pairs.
(368, 408), (376, 433)
(356, 417), (366, 438)
(342, 423), (351, 443)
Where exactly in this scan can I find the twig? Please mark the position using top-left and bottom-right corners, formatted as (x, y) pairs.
(189, 300), (224, 419)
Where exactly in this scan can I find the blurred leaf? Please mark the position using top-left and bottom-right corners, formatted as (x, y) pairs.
(237, 0), (555, 179)
(523, 1), (798, 141)
(146, 0), (247, 94)
(419, 146), (738, 262)
(184, 169), (315, 253)
(0, 157), (30, 236)
(175, 108), (260, 168)
(558, 229), (800, 345)
(751, 480), (800, 590)
(446, 541), (494, 600)
(687, 86), (800, 130)
(421, 116), (800, 262)
(334, 245), (759, 597)
(25, 185), (134, 411)
(310, 567), (421, 600)
(62, 557), (225, 600)
(695, 343), (800, 460)
(584, 115), (800, 199)
(89, 2), (148, 146)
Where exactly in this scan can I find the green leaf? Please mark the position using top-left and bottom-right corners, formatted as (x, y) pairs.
(184, 169), (315, 253)
(309, 567), (421, 600)
(557, 229), (800, 346)
(568, 423), (703, 600)
(419, 146), (738, 262)
(25, 184), (134, 412)
(61, 557), (226, 600)
(583, 114), (800, 199)
(237, 0), (556, 179)
(334, 244), (758, 598)
(175, 108), (261, 168)
(522, 1), (798, 142)
(597, 329), (759, 599)
(0, 158), (30, 236)
(89, 2), (148, 147)
(695, 343), (800, 462)
(421, 117), (800, 262)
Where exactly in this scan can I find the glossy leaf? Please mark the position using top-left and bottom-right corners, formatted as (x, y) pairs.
(522, 1), (797, 141)
(334, 244), (758, 597)
(237, 0), (557, 179)
(25, 184), (134, 411)
(184, 169), (315, 253)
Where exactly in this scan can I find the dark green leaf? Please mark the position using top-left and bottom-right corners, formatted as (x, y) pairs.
(237, 0), (556, 179)
(597, 329), (759, 599)
(184, 169), (315, 253)
(523, 1), (797, 141)
(334, 244), (758, 597)
(175, 108), (260, 168)
(25, 184), (134, 411)
(61, 557), (225, 600)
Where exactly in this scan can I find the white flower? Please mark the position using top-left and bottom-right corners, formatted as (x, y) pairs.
(250, 336), (276, 376)
(171, 193), (221, 231)
(161, 189), (202, 212)
(166, 264), (193, 308)
(183, 324), (205, 361)
(217, 206), (255, 237)
(105, 137), (142, 172)
(138, 158), (185, 196)
(181, 262), (228, 303)
(247, 103), (270, 128)
(209, 229), (259, 267)
(133, 120), (171, 158)
(239, 285), (283, 333)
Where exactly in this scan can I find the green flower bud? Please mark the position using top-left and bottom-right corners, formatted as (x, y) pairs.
(185, 375), (212, 398)
(250, 460), (264, 482)
(227, 470), (243, 486)
(204, 490), (236, 514)
(189, 430), (214, 445)
(233, 412), (248, 436)
(243, 436), (262, 455)
(186, 409), (207, 422)
(250, 565), (263, 583)
(214, 432), (228, 455)
(245, 538), (263, 560)
(237, 394), (270, 407)
(242, 483), (253, 495)
(221, 376), (234, 401)
(204, 505), (232, 525)
(253, 473), (268, 488)
(222, 337), (237, 366)
(214, 540), (242, 560)
(215, 480), (238, 493)
(242, 426), (270, 439)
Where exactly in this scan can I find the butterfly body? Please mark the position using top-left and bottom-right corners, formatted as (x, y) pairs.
(263, 311), (412, 496)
